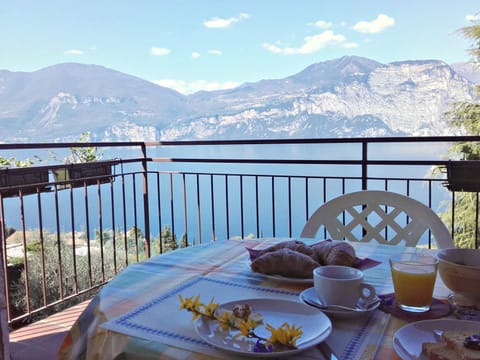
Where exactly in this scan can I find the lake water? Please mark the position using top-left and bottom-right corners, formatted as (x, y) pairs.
(2, 141), (454, 245)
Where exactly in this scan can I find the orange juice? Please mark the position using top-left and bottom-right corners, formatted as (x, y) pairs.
(391, 263), (437, 307)
(389, 253), (438, 312)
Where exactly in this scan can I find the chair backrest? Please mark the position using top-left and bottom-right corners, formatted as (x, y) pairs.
(300, 190), (454, 249)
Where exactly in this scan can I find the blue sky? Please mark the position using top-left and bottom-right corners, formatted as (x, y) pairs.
(1, 1), (479, 94)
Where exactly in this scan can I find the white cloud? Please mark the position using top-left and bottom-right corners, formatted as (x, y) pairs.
(192, 51), (201, 58)
(313, 20), (333, 29)
(342, 42), (359, 49)
(203, 13), (249, 28)
(208, 49), (222, 55)
(262, 43), (283, 54)
(466, 13), (480, 22)
(153, 79), (240, 94)
(353, 14), (395, 34)
(263, 30), (346, 55)
(64, 49), (84, 55)
(150, 47), (171, 56)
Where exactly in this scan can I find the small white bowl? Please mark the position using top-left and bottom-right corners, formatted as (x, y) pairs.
(437, 248), (480, 304)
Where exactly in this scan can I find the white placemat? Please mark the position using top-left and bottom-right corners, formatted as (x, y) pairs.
(101, 276), (390, 359)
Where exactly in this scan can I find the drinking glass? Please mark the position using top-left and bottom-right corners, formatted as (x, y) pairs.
(389, 253), (438, 312)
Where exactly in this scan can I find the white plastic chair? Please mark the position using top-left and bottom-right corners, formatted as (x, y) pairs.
(301, 190), (454, 249)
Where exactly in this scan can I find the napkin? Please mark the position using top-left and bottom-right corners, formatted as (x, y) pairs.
(354, 257), (381, 270)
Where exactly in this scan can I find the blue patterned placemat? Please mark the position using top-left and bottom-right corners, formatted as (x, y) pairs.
(102, 275), (389, 360)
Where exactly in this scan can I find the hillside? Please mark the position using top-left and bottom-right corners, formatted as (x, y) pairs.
(0, 56), (478, 142)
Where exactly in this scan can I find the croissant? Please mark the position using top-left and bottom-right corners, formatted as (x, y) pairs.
(247, 240), (314, 261)
(250, 248), (320, 278)
(268, 240), (303, 251)
(311, 240), (356, 267)
(281, 241), (314, 257)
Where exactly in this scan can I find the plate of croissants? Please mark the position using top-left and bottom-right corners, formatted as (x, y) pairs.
(246, 239), (364, 283)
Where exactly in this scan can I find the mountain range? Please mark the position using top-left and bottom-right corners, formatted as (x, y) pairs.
(0, 56), (478, 143)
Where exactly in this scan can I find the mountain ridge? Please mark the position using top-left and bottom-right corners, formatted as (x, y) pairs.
(0, 56), (478, 142)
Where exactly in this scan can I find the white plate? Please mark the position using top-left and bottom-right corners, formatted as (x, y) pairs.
(393, 319), (480, 360)
(194, 298), (332, 358)
(299, 287), (380, 318)
(247, 259), (313, 284)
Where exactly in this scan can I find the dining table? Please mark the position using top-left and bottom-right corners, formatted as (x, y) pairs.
(57, 237), (453, 360)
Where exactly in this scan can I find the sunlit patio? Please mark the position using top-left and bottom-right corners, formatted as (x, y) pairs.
(2, 136), (480, 359)
(9, 300), (90, 359)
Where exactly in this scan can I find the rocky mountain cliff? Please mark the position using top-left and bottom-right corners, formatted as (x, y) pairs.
(0, 56), (478, 142)
(0, 63), (186, 142)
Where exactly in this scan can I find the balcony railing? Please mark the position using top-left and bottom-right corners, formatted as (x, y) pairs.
(1, 136), (479, 328)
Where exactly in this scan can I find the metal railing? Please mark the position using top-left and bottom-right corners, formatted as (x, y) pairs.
(1, 136), (479, 327)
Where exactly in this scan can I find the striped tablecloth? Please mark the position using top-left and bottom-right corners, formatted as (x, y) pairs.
(58, 238), (448, 360)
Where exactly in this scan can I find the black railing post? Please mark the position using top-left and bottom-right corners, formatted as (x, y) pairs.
(141, 144), (151, 258)
(0, 196), (10, 324)
(361, 141), (368, 238)
(0, 194), (9, 358)
(362, 140), (368, 190)
(476, 192), (479, 249)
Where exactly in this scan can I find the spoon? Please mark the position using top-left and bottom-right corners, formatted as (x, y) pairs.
(302, 293), (380, 312)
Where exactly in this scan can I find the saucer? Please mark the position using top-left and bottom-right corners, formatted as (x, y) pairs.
(299, 287), (380, 318)
(447, 293), (480, 321)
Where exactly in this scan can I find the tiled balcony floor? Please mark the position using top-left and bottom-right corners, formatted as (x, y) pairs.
(9, 299), (90, 360)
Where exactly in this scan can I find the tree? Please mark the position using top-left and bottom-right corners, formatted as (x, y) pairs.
(447, 18), (480, 144)
(50, 131), (103, 164)
(126, 226), (144, 257)
(161, 225), (178, 252)
(95, 229), (114, 245)
(442, 16), (480, 249)
(180, 233), (188, 248)
(11, 230), (128, 320)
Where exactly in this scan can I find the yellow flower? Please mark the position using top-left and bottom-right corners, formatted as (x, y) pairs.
(178, 294), (203, 320)
(191, 295), (201, 310)
(191, 311), (202, 321)
(202, 297), (220, 318)
(236, 317), (259, 337)
(179, 295), (302, 352)
(266, 322), (303, 348)
(265, 324), (281, 344)
(178, 294), (188, 310)
(216, 310), (233, 331)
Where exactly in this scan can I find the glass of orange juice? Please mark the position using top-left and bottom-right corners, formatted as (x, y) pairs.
(389, 253), (438, 312)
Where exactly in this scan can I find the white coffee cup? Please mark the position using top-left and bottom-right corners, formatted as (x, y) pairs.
(313, 265), (376, 308)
